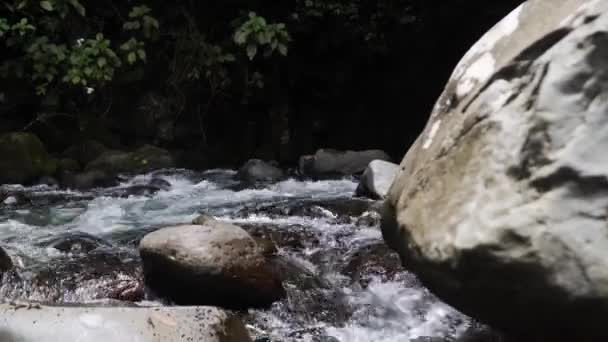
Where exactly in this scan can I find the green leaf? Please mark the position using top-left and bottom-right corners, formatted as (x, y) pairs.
(234, 30), (249, 45)
(136, 49), (146, 61)
(246, 44), (257, 60)
(278, 44), (288, 56)
(40, 1), (54, 11)
(68, 0), (86, 16)
(127, 52), (136, 64)
(97, 57), (107, 67)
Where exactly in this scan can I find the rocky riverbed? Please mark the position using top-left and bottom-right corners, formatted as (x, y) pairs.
(0, 169), (494, 341)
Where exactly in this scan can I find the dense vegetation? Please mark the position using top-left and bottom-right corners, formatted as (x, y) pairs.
(0, 0), (522, 166)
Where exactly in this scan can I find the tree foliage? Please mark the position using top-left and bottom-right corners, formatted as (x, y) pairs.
(0, 0), (422, 157)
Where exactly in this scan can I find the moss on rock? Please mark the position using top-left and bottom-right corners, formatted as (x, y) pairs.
(0, 132), (57, 184)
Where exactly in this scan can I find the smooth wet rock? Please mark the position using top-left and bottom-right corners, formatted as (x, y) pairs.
(0, 132), (57, 185)
(237, 159), (285, 183)
(382, 1), (608, 340)
(191, 216), (277, 257)
(149, 177), (171, 191)
(0, 304), (251, 341)
(102, 185), (162, 198)
(355, 160), (399, 199)
(299, 149), (391, 178)
(342, 243), (402, 286)
(139, 223), (285, 309)
(236, 198), (374, 222)
(39, 232), (112, 254)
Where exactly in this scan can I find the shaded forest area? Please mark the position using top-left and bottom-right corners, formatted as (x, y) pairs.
(0, 0), (523, 167)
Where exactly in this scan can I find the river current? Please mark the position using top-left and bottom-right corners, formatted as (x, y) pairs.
(0, 169), (487, 341)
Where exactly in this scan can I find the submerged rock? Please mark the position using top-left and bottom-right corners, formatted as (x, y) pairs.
(0, 132), (57, 185)
(382, 1), (608, 340)
(299, 149), (391, 178)
(139, 223), (285, 309)
(0, 304), (251, 341)
(149, 177), (171, 191)
(101, 185), (163, 198)
(355, 160), (400, 199)
(237, 159), (285, 183)
(38, 232), (112, 254)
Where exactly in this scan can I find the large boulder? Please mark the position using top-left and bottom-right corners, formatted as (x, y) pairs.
(139, 222), (285, 309)
(299, 149), (391, 178)
(355, 160), (400, 199)
(382, 0), (608, 340)
(0, 304), (251, 342)
(0, 132), (57, 184)
(86, 145), (175, 176)
(237, 159), (284, 183)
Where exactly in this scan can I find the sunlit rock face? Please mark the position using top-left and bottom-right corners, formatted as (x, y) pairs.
(382, 0), (608, 340)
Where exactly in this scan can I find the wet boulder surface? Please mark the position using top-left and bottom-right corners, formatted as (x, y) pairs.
(382, 0), (608, 340)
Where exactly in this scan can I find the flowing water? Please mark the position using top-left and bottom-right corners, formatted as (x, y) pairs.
(0, 169), (490, 341)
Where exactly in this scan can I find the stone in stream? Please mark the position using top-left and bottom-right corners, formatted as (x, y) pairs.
(192, 215), (278, 257)
(0, 304), (251, 341)
(237, 159), (285, 183)
(382, 0), (608, 340)
(355, 160), (400, 199)
(0, 132), (57, 185)
(298, 148), (391, 178)
(37, 232), (112, 254)
(139, 223), (285, 309)
(148, 177), (171, 191)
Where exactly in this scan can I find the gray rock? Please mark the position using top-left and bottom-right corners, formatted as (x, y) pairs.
(0, 303), (251, 341)
(149, 177), (171, 191)
(355, 160), (400, 199)
(139, 223), (285, 309)
(237, 159), (284, 183)
(299, 149), (391, 178)
(382, 0), (608, 340)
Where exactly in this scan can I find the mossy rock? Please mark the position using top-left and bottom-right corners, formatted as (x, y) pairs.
(0, 132), (57, 184)
(85, 145), (175, 175)
(132, 145), (175, 171)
